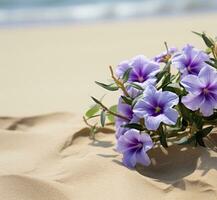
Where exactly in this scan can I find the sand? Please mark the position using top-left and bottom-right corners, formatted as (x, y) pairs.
(0, 13), (216, 199)
(0, 113), (216, 200)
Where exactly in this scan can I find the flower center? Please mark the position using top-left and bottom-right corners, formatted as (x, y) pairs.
(136, 143), (143, 149)
(203, 88), (209, 95)
(187, 66), (191, 72)
(138, 76), (145, 83)
(155, 106), (161, 113)
(163, 54), (171, 62)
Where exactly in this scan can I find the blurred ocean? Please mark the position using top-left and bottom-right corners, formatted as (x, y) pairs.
(0, 0), (217, 26)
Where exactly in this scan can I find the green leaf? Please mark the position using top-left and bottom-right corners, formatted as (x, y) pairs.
(195, 134), (206, 147)
(194, 126), (213, 147)
(107, 114), (115, 123)
(158, 125), (168, 148)
(109, 105), (117, 113)
(179, 103), (193, 123)
(177, 126), (213, 147)
(122, 123), (144, 131)
(121, 95), (132, 105)
(132, 93), (143, 107)
(107, 105), (117, 123)
(202, 33), (214, 48)
(91, 96), (102, 105)
(176, 136), (189, 145)
(95, 81), (119, 91)
(128, 82), (144, 90)
(176, 135), (196, 145)
(167, 118), (188, 134)
(122, 68), (132, 83)
(165, 85), (183, 96)
(192, 31), (214, 48)
(170, 74), (177, 82)
(192, 114), (203, 130)
(160, 73), (171, 89)
(156, 62), (171, 83)
(156, 70), (167, 82)
(90, 123), (98, 140)
(156, 62), (171, 82)
(197, 126), (213, 138)
(205, 48), (212, 54)
(181, 118), (188, 130)
(210, 58), (217, 63)
(192, 31), (202, 37)
(100, 110), (106, 127)
(205, 60), (217, 69)
(85, 104), (100, 118)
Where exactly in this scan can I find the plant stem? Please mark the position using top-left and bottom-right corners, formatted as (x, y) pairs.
(83, 116), (94, 128)
(91, 96), (130, 121)
(211, 46), (217, 59)
(164, 41), (169, 54)
(109, 66), (130, 97)
(87, 114), (100, 119)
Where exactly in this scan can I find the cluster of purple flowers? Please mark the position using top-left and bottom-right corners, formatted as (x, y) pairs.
(115, 43), (217, 168)
(86, 33), (217, 170)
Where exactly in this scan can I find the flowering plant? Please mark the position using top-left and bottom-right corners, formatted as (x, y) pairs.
(84, 32), (217, 168)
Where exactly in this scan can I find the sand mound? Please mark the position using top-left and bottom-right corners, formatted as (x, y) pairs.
(0, 112), (216, 200)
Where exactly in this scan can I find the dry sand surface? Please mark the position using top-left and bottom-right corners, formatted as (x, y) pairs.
(0, 13), (216, 199)
(0, 113), (216, 200)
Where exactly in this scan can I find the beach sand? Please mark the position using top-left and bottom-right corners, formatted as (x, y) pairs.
(0, 13), (216, 199)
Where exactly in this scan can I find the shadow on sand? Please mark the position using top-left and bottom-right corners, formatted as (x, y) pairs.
(135, 133), (217, 185)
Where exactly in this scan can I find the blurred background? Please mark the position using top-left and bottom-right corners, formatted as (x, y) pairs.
(0, 0), (217, 26)
(0, 0), (216, 117)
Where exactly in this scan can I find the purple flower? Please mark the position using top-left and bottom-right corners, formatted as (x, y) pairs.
(133, 85), (179, 130)
(154, 47), (177, 63)
(172, 44), (209, 76)
(115, 97), (138, 138)
(117, 129), (153, 168)
(181, 66), (217, 116)
(116, 60), (130, 78)
(116, 55), (160, 87)
(126, 85), (143, 98)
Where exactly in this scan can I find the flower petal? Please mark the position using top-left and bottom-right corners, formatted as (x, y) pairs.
(136, 148), (151, 166)
(131, 55), (160, 74)
(172, 54), (186, 72)
(116, 129), (141, 153)
(133, 99), (153, 118)
(180, 74), (201, 94)
(158, 91), (179, 108)
(200, 97), (216, 117)
(200, 102), (214, 117)
(116, 135), (129, 153)
(117, 98), (133, 117)
(137, 77), (157, 88)
(115, 127), (127, 139)
(181, 93), (204, 111)
(144, 61), (160, 77)
(116, 97), (133, 127)
(191, 50), (208, 68)
(126, 85), (142, 98)
(116, 60), (130, 78)
(124, 129), (141, 142)
(198, 66), (217, 86)
(172, 44), (208, 76)
(144, 115), (162, 131)
(162, 108), (179, 125)
(122, 151), (137, 168)
(140, 133), (154, 151)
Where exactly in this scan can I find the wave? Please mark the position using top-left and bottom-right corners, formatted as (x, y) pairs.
(0, 0), (216, 26)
